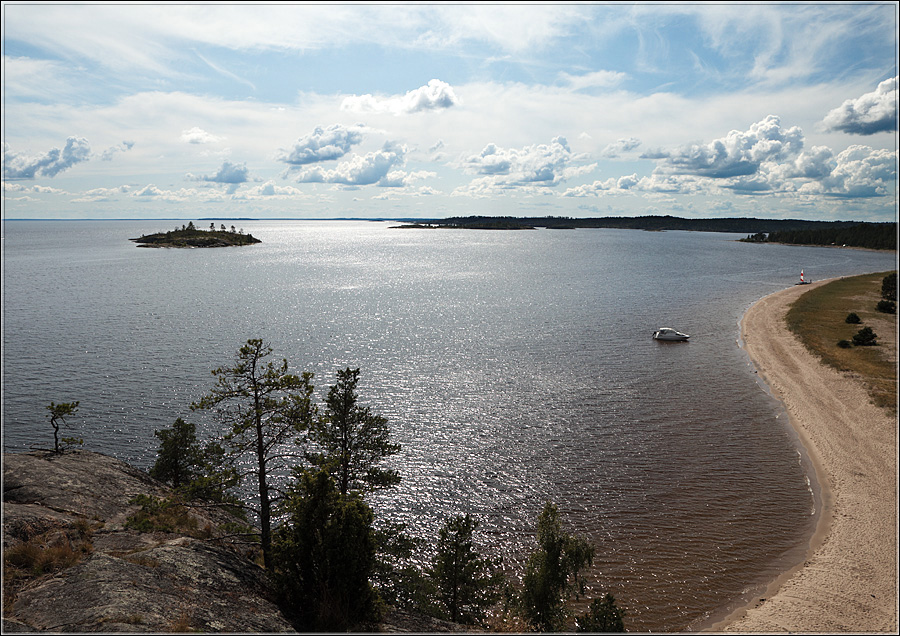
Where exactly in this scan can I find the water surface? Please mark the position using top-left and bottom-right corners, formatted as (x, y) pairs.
(2, 219), (894, 630)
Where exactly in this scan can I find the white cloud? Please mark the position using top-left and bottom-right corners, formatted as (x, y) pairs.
(278, 124), (366, 167)
(459, 136), (582, 189)
(181, 127), (224, 144)
(822, 76), (898, 135)
(230, 180), (308, 199)
(559, 70), (628, 91)
(293, 143), (408, 186)
(799, 145), (897, 198)
(601, 137), (642, 157)
(186, 160), (252, 185)
(2, 137), (92, 179)
(341, 79), (460, 116)
(101, 141), (135, 161)
(653, 115), (804, 178)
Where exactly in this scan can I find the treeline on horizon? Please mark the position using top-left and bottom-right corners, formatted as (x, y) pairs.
(403, 214), (895, 240)
(742, 223), (897, 250)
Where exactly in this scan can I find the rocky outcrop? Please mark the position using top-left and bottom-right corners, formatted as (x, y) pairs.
(2, 450), (294, 633)
(2, 450), (474, 634)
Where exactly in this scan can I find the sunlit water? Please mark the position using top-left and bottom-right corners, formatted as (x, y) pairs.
(2, 219), (895, 631)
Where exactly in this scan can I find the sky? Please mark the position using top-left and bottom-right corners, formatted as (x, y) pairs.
(2, 2), (898, 221)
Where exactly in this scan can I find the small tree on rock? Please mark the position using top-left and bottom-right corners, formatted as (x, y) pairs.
(46, 401), (80, 453)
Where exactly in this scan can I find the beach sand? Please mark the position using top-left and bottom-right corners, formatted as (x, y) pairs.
(708, 280), (897, 633)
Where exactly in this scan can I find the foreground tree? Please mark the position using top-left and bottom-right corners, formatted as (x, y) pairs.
(519, 502), (595, 632)
(271, 468), (380, 631)
(306, 367), (400, 496)
(191, 339), (316, 568)
(46, 401), (80, 453)
(427, 514), (506, 625)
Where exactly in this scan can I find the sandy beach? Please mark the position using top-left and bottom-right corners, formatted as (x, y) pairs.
(708, 280), (897, 633)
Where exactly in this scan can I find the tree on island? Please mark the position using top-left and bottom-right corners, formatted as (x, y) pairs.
(191, 339), (316, 568)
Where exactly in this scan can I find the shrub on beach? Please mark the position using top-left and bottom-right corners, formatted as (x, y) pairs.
(845, 312), (861, 324)
(875, 300), (895, 314)
(852, 326), (878, 346)
(837, 339), (852, 349)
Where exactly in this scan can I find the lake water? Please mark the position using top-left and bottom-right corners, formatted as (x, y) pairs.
(2, 219), (895, 631)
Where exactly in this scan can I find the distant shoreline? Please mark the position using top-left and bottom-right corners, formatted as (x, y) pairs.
(708, 278), (897, 632)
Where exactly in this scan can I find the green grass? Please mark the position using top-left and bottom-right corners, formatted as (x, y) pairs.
(786, 271), (897, 412)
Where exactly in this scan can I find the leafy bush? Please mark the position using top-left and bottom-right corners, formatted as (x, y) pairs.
(882, 272), (897, 301)
(837, 339), (852, 349)
(845, 312), (861, 324)
(125, 494), (197, 534)
(577, 593), (626, 632)
(876, 300), (895, 314)
(271, 469), (380, 632)
(852, 326), (878, 346)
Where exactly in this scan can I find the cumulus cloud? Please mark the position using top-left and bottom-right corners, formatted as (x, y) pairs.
(101, 140), (134, 161)
(341, 79), (460, 115)
(129, 184), (230, 203)
(278, 124), (366, 167)
(292, 142), (408, 186)
(602, 137), (642, 157)
(460, 136), (581, 188)
(187, 160), (251, 185)
(72, 185), (133, 202)
(181, 127), (223, 144)
(653, 115), (804, 179)
(822, 77), (897, 135)
(2, 137), (91, 179)
(798, 145), (897, 198)
(563, 173), (705, 197)
(230, 180), (308, 200)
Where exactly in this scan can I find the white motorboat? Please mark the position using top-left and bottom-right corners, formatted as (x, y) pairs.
(653, 327), (690, 341)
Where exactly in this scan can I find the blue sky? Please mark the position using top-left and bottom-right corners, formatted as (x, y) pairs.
(2, 3), (898, 221)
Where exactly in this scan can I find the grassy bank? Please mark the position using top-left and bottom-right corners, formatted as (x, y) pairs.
(786, 271), (897, 412)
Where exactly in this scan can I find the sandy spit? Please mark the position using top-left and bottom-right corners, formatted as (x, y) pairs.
(708, 280), (897, 633)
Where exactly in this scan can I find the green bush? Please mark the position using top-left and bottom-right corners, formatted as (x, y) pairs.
(845, 312), (861, 324)
(882, 272), (896, 301)
(852, 326), (878, 346)
(271, 469), (380, 632)
(125, 494), (197, 534)
(876, 300), (895, 314)
(837, 339), (852, 349)
(577, 593), (626, 632)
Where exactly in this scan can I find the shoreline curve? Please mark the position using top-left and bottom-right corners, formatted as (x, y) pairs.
(707, 279), (897, 632)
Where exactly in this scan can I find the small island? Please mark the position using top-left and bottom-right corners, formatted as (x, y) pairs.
(130, 222), (261, 248)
